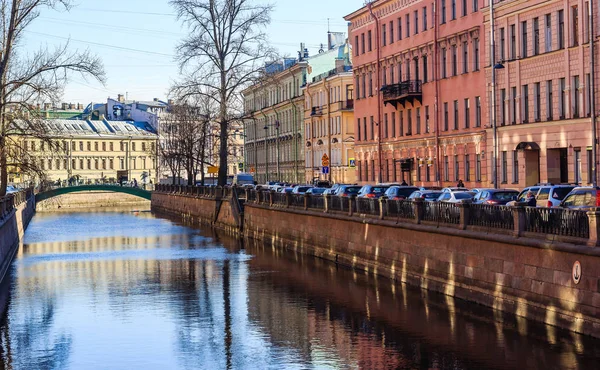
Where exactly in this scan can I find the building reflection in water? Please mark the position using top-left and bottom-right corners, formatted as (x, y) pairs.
(0, 210), (597, 369)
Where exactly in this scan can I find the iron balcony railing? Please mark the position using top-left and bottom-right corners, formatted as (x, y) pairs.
(311, 106), (324, 116)
(381, 80), (422, 103)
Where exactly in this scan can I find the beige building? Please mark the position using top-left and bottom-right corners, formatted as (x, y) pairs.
(15, 119), (158, 185)
(304, 62), (356, 184)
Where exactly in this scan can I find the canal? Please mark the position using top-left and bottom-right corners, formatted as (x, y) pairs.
(0, 209), (598, 369)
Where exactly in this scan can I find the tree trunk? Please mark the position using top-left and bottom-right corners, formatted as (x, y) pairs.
(0, 145), (7, 197)
(217, 81), (228, 186)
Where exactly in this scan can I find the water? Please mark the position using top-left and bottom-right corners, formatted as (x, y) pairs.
(0, 209), (599, 369)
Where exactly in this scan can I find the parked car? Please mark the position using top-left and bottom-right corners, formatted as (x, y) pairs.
(442, 187), (469, 193)
(534, 184), (577, 207)
(419, 186), (442, 191)
(306, 187), (327, 195)
(383, 186), (419, 200)
(559, 187), (600, 209)
(292, 185), (313, 194)
(335, 185), (362, 197)
(408, 190), (444, 202)
(232, 173), (254, 186)
(282, 187), (294, 193)
(357, 185), (391, 198)
(506, 186), (542, 206)
(324, 183), (347, 195)
(472, 189), (519, 205)
(437, 191), (476, 203)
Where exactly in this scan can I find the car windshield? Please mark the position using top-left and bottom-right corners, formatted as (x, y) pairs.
(424, 192), (442, 199)
(311, 188), (326, 194)
(553, 187), (575, 199)
(343, 186), (361, 194)
(396, 188), (419, 197)
(492, 191), (519, 201)
(372, 186), (389, 194)
(297, 187), (311, 192)
(455, 192), (474, 199)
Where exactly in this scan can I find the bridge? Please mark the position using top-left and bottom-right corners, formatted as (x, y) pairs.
(35, 185), (152, 202)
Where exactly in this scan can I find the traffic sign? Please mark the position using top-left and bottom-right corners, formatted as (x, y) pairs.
(207, 166), (219, 174)
(322, 166), (329, 174)
(349, 158), (356, 167)
(321, 154), (329, 167)
(250, 166), (256, 174)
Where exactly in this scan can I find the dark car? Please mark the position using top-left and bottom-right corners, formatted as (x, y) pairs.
(335, 185), (362, 197)
(408, 190), (444, 202)
(383, 186), (419, 200)
(473, 189), (519, 205)
(357, 185), (391, 198)
(559, 187), (600, 210)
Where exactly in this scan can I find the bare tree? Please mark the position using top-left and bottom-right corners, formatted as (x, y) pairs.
(170, 0), (274, 186)
(0, 0), (105, 195)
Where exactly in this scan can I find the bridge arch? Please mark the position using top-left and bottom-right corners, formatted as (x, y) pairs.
(35, 185), (152, 202)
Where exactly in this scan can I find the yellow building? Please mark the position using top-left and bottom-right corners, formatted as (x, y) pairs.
(15, 119), (158, 185)
(304, 62), (356, 184)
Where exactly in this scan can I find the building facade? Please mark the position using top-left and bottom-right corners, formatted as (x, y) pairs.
(243, 58), (307, 184)
(14, 119), (158, 186)
(303, 44), (357, 184)
(345, 0), (487, 187)
(485, 0), (598, 187)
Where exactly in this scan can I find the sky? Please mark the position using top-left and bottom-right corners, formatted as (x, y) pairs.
(23, 0), (363, 105)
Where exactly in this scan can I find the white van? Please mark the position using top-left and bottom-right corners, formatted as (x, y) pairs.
(232, 173), (254, 186)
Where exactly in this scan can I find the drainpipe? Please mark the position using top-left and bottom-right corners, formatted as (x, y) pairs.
(288, 68), (301, 184)
(368, 3), (383, 184)
(325, 79), (332, 183)
(433, 0), (441, 186)
(590, 0), (597, 187)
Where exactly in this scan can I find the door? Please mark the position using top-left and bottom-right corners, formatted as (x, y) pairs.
(559, 148), (568, 183)
(525, 150), (540, 186)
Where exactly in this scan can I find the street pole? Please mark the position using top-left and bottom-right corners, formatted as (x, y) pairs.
(490, 0), (499, 189)
(264, 126), (269, 183)
(590, 0), (597, 187)
(276, 120), (280, 182)
(368, 2), (383, 184)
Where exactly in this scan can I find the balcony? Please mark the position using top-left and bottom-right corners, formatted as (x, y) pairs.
(311, 106), (323, 116)
(381, 80), (422, 108)
(337, 99), (354, 111)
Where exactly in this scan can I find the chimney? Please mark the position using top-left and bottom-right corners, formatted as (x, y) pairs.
(69, 103), (75, 110)
(335, 58), (345, 73)
(61, 103), (68, 110)
(117, 94), (125, 103)
(77, 103), (83, 110)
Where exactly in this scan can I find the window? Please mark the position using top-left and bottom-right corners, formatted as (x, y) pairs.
(453, 100), (459, 130)
(444, 156), (449, 181)
(462, 0), (467, 16)
(398, 17), (402, 40)
(102, 142), (106, 151)
(94, 159), (99, 170)
(476, 154), (481, 182)
(357, 118), (361, 141)
(464, 98), (470, 128)
(451, 45), (457, 76)
(407, 109), (412, 135)
(414, 58), (419, 81)
(407, 58), (411, 79)
(472, 0), (478, 12)
(110, 142), (114, 151)
(382, 24), (387, 46)
(399, 111), (404, 136)
(371, 160), (375, 182)
(462, 41), (468, 73)
(534, 82), (541, 122)
(423, 55), (428, 82)
(441, 0), (446, 24)
(511, 87), (517, 124)
(559, 77), (566, 118)
(533, 18), (539, 55)
(382, 66), (387, 85)
(87, 142), (91, 151)
(417, 160), (422, 181)
(451, 0), (456, 20)
(500, 89), (506, 125)
(369, 72), (373, 96)
(355, 35), (359, 55)
(473, 38), (479, 70)
(355, 76), (360, 99)
(500, 27), (505, 60)
(573, 75), (580, 118)
(425, 106), (430, 133)
(414, 11), (418, 34)
(390, 21), (394, 43)
(79, 159), (83, 169)
(513, 150), (519, 183)
(586, 73), (592, 117)
(444, 102), (449, 131)
(558, 10), (565, 49)
(423, 7), (427, 30)
(522, 84), (529, 123)
(406, 14), (410, 38)
(363, 117), (367, 140)
(454, 155), (460, 181)
(545, 14), (552, 52)
(510, 24), (516, 59)
(94, 142), (98, 151)
(572, 5), (579, 46)
(585, 2), (590, 43)
(441, 48), (447, 78)
(368, 30), (372, 51)
(588, 150), (593, 184)
(119, 158), (124, 170)
(110, 159), (114, 170)
(132, 142), (136, 151)
(416, 108), (421, 134)
(358, 161), (362, 181)
(102, 159), (106, 170)
(521, 21), (527, 57)
(391, 65), (395, 83)
(391, 113), (396, 137)
(502, 151), (508, 183)
(384, 113), (389, 138)
(79, 141), (83, 151)
(575, 149), (582, 184)
(546, 80), (553, 120)
(361, 33), (365, 54)
(370, 116), (374, 139)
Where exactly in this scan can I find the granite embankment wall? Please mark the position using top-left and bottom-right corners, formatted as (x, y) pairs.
(0, 193), (35, 282)
(37, 191), (150, 211)
(243, 203), (600, 338)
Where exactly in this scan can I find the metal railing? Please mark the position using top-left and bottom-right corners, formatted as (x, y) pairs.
(525, 207), (589, 239)
(290, 194), (305, 208)
(271, 192), (287, 207)
(1, 188), (33, 221)
(356, 197), (380, 216)
(329, 195), (349, 213)
(385, 200), (414, 219)
(308, 195), (325, 210)
(381, 80), (422, 101)
(424, 202), (460, 224)
(469, 204), (514, 230)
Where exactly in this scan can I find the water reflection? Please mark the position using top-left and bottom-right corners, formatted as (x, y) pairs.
(0, 210), (597, 369)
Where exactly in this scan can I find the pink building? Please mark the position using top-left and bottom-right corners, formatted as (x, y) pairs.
(345, 0), (488, 187)
(485, 0), (598, 187)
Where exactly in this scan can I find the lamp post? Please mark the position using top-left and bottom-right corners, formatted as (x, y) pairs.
(490, 0), (505, 189)
(264, 125), (269, 183)
(589, 0), (597, 187)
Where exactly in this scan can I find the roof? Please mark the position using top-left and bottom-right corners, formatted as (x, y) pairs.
(12, 118), (157, 139)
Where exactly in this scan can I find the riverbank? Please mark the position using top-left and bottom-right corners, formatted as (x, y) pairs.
(36, 191), (150, 212)
(0, 192), (35, 282)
